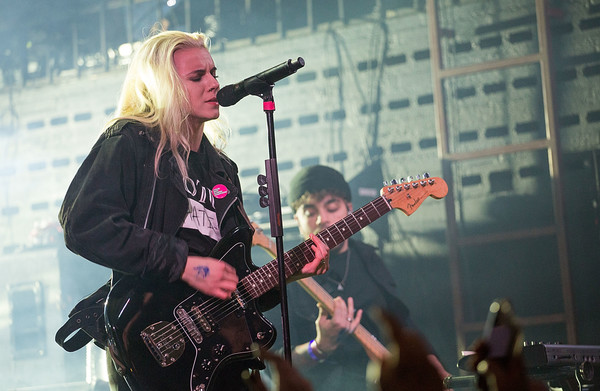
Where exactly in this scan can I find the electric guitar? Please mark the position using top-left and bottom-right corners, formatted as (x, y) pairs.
(104, 175), (448, 391)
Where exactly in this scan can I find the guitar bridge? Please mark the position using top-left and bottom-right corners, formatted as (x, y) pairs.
(141, 321), (185, 367)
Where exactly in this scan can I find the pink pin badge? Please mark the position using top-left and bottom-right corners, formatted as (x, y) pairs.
(212, 184), (229, 199)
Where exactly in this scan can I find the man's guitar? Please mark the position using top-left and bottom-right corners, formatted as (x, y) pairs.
(251, 222), (390, 362)
(104, 175), (448, 391)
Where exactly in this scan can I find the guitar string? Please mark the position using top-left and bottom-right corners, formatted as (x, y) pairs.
(181, 210), (360, 325)
(153, 244), (322, 357)
(201, 196), (391, 319)
(151, 196), (394, 353)
(155, 228), (366, 351)
(152, 205), (377, 352)
(151, 241), (317, 350)
(151, 197), (389, 352)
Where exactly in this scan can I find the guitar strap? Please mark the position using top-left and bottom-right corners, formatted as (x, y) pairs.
(55, 281), (110, 351)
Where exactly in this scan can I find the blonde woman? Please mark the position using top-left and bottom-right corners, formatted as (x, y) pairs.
(59, 30), (329, 391)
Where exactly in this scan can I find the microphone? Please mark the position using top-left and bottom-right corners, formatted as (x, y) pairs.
(217, 57), (305, 107)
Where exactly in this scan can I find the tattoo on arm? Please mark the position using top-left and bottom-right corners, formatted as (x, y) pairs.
(194, 266), (210, 278)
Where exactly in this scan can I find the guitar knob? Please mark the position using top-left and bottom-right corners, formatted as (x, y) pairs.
(256, 332), (266, 340)
(201, 359), (212, 371)
(213, 344), (226, 356)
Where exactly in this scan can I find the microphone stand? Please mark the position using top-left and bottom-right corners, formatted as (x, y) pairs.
(252, 82), (293, 363)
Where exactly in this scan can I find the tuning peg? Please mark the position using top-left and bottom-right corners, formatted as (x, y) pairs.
(407, 176), (413, 182)
(416, 174), (421, 180)
(383, 180), (388, 186)
(391, 179), (398, 185)
(423, 172), (430, 178)
(400, 177), (406, 183)
(257, 174), (269, 208)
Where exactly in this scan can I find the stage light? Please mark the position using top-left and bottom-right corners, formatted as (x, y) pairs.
(118, 43), (133, 58)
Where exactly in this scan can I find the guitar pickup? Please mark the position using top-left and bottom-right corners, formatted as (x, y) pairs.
(176, 307), (204, 344)
(189, 305), (213, 333)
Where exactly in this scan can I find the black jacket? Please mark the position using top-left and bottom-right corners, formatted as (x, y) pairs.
(59, 119), (250, 284)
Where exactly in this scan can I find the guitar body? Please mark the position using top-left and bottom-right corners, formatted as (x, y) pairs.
(105, 226), (277, 391)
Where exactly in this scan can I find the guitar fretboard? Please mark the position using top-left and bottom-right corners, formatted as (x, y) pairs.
(241, 195), (392, 298)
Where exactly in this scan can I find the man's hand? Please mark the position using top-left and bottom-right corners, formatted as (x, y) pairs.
(292, 234), (330, 280)
(314, 297), (363, 353)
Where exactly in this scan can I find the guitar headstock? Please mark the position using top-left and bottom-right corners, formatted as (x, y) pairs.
(380, 174), (448, 216)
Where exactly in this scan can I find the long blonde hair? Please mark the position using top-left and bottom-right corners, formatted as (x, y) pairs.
(109, 30), (229, 179)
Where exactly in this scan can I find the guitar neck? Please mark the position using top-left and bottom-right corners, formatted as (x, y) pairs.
(242, 195), (392, 298)
(296, 277), (390, 362)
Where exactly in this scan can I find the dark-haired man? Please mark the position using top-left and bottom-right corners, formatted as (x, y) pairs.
(279, 165), (450, 390)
